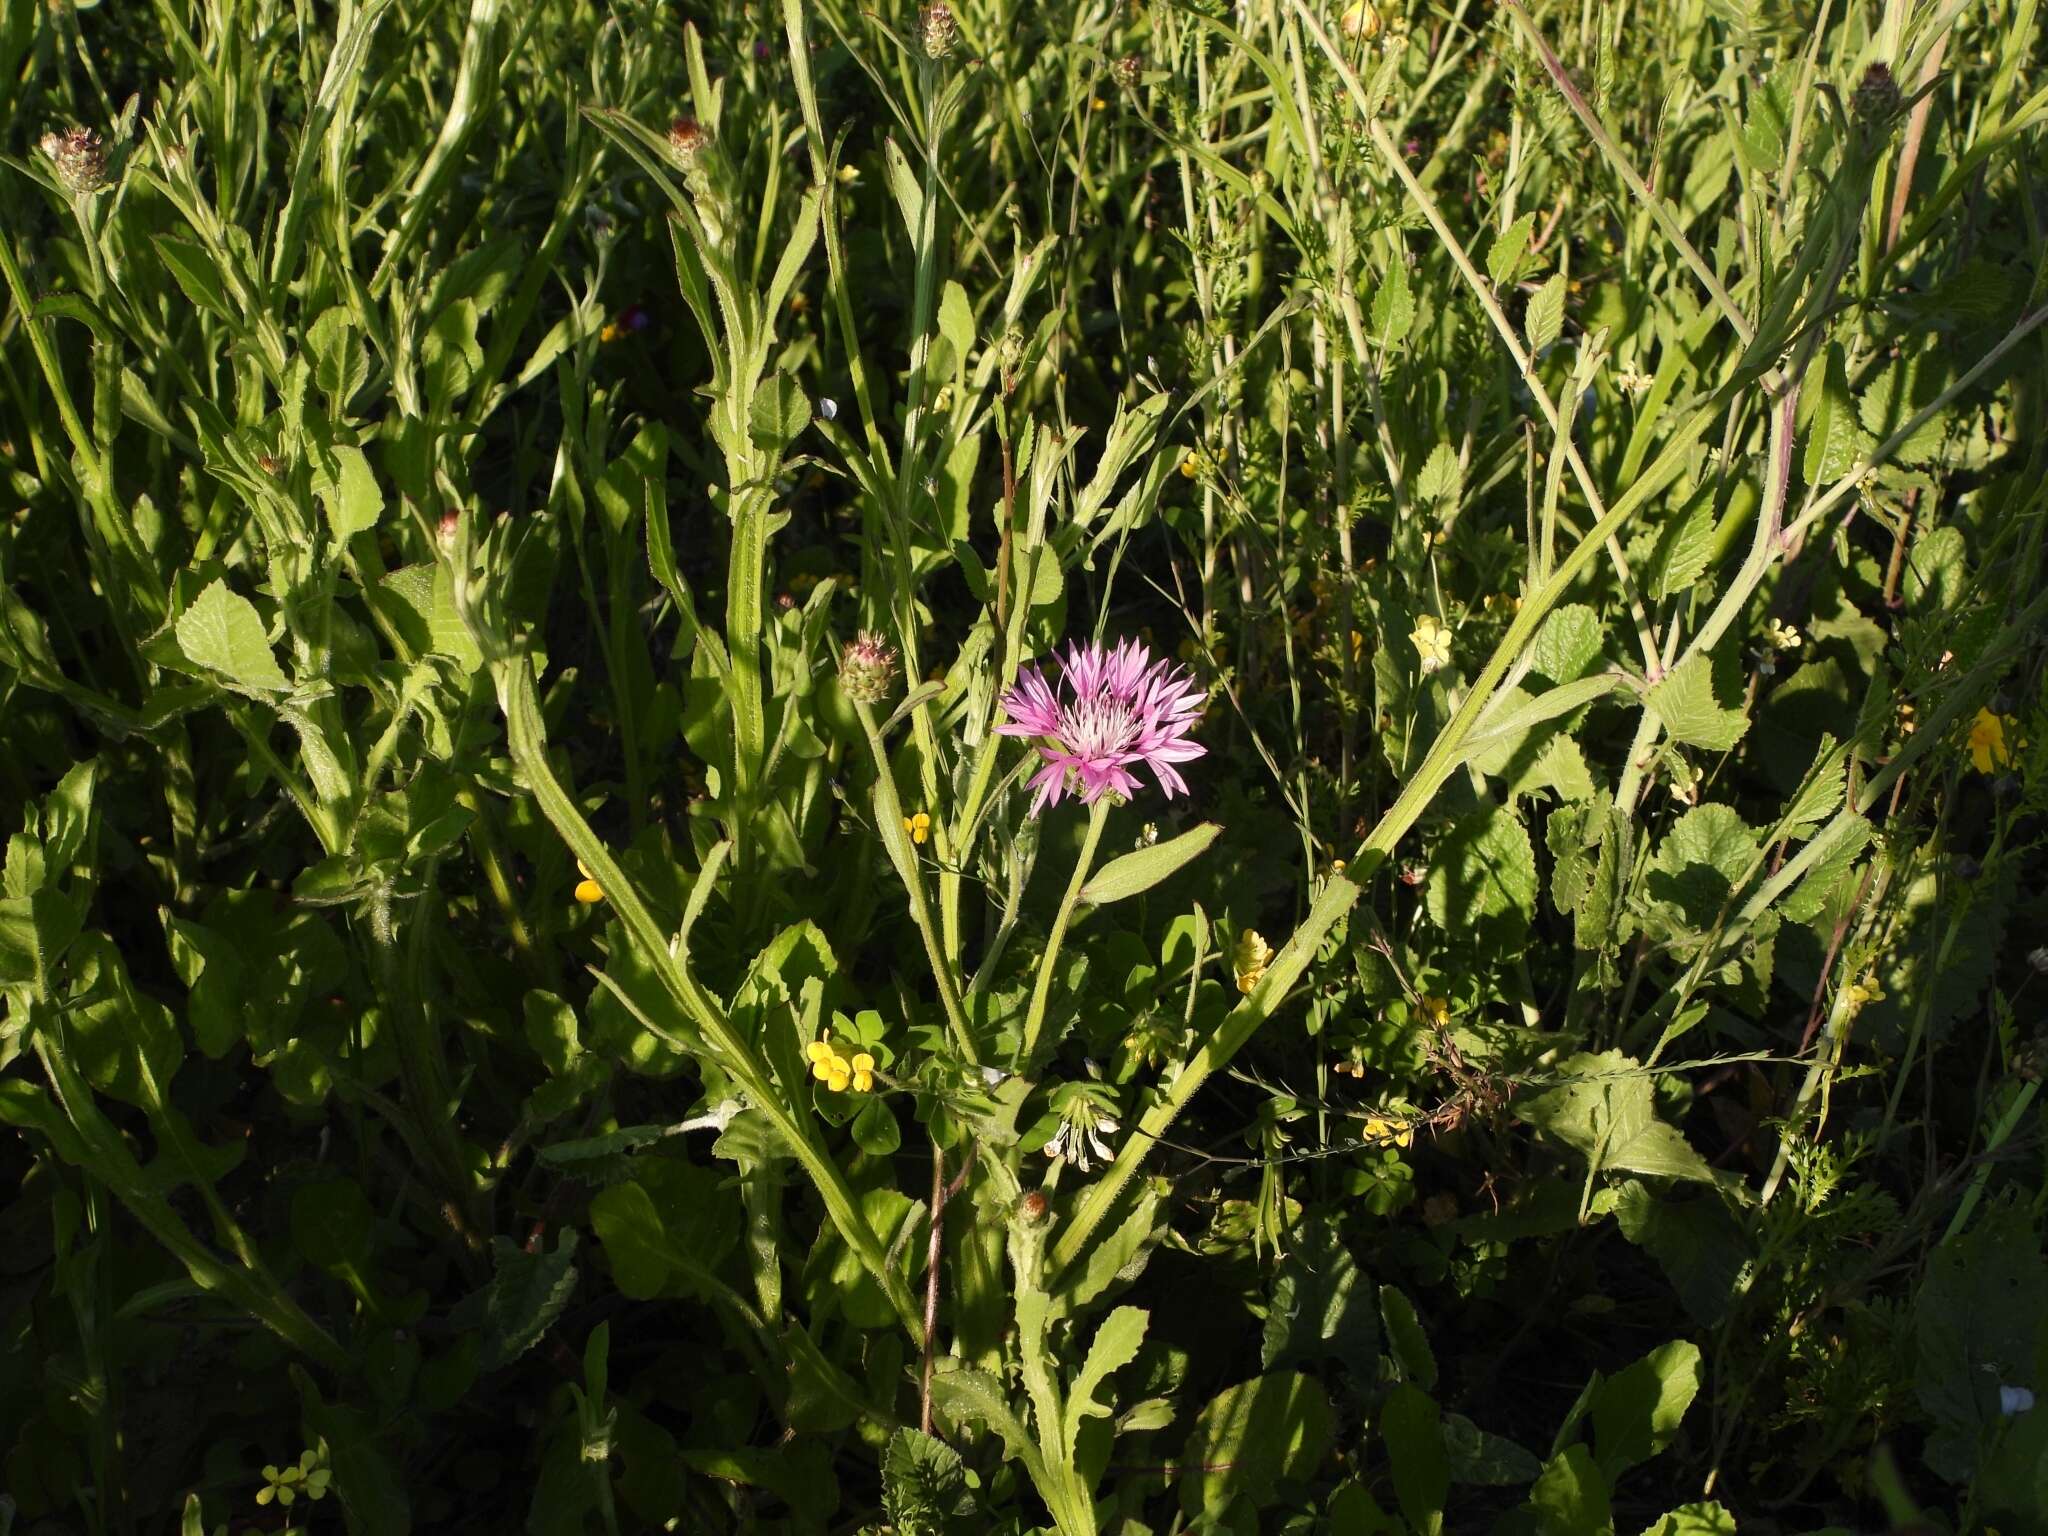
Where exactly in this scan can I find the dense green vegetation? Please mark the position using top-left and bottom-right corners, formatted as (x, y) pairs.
(2, 0), (2045, 1532)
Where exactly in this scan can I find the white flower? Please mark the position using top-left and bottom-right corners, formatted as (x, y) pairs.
(2000, 1385), (2035, 1417)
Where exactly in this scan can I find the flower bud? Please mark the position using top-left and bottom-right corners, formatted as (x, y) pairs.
(839, 630), (899, 705)
(40, 127), (108, 197)
(1112, 53), (1143, 89)
(919, 3), (959, 59)
(1853, 63), (1902, 125)
(1015, 1190), (1051, 1224)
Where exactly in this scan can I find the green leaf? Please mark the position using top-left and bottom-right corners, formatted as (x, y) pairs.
(1080, 823), (1221, 904)
(1066, 1305), (1148, 1459)
(1379, 1284), (1437, 1389)
(1371, 253), (1414, 347)
(1647, 804), (1758, 931)
(1646, 655), (1746, 751)
(1638, 1502), (1737, 1535)
(291, 1178), (374, 1272)
(1526, 272), (1568, 353)
(1517, 1051), (1716, 1184)
(1532, 605), (1606, 684)
(1443, 1413), (1543, 1486)
(1415, 442), (1463, 506)
(1261, 1214), (1379, 1378)
(317, 443), (383, 539)
(1178, 1371), (1334, 1516)
(1486, 213), (1538, 287)
(1382, 1384), (1449, 1536)
(930, 1363), (1045, 1476)
(883, 1428), (973, 1536)
(1611, 1182), (1746, 1326)
(452, 1232), (580, 1371)
(851, 1096), (902, 1156)
(177, 580), (290, 692)
(1636, 495), (1716, 599)
(937, 280), (975, 375)
(1425, 805), (1537, 940)
(1059, 1183), (1164, 1313)
(1527, 1443), (1613, 1536)
(1591, 1340), (1701, 1480)
(1801, 342), (1865, 485)
(1915, 1203), (2047, 1482)
(154, 235), (232, 319)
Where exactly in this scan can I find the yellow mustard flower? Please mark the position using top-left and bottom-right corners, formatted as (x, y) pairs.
(1361, 1112), (1414, 1149)
(1411, 613), (1452, 675)
(1418, 994), (1450, 1029)
(574, 859), (604, 904)
(1233, 929), (1274, 994)
(904, 811), (931, 845)
(1969, 708), (2021, 773)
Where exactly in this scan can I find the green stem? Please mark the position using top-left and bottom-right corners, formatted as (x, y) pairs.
(1018, 797), (1111, 1069)
(492, 655), (924, 1342)
(856, 700), (978, 1064)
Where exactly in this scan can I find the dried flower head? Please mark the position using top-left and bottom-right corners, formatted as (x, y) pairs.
(1112, 53), (1144, 88)
(919, 3), (960, 58)
(996, 637), (1207, 815)
(40, 126), (108, 196)
(839, 630), (899, 705)
(668, 116), (711, 158)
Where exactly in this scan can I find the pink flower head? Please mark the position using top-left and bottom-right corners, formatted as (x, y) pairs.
(996, 637), (1207, 816)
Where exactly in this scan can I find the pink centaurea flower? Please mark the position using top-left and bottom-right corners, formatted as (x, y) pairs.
(996, 638), (1206, 816)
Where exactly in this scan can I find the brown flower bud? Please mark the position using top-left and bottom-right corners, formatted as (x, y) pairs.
(40, 127), (108, 196)
(1015, 1190), (1050, 1224)
(668, 117), (711, 158)
(1112, 54), (1143, 89)
(1853, 63), (1902, 124)
(919, 3), (959, 59)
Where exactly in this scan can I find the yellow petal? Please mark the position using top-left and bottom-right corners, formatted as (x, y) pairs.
(851, 1052), (875, 1073)
(812, 1059), (835, 1083)
(853, 1070), (874, 1092)
(827, 1069), (850, 1093)
(806, 1041), (831, 1064)
(574, 879), (605, 904)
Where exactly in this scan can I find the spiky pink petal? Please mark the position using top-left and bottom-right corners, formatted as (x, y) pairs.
(996, 637), (1207, 817)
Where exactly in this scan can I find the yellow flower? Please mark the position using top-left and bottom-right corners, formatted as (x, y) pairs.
(1361, 1112), (1413, 1149)
(1764, 618), (1803, 651)
(1418, 994), (1450, 1029)
(574, 859), (605, 904)
(1179, 450), (1203, 480)
(1968, 708), (2020, 773)
(1411, 614), (1452, 674)
(904, 811), (931, 845)
(1233, 929), (1274, 994)
(806, 1032), (875, 1094)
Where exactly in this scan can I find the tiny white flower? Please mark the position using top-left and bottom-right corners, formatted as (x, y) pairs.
(2000, 1385), (2035, 1417)
(817, 397), (839, 421)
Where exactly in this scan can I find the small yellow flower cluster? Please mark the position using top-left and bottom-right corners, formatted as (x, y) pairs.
(903, 811), (931, 845)
(1361, 1112), (1414, 1149)
(1417, 994), (1450, 1029)
(806, 1032), (875, 1093)
(1233, 930), (1274, 995)
(1411, 613), (1452, 674)
(574, 859), (604, 904)
(1969, 708), (2022, 774)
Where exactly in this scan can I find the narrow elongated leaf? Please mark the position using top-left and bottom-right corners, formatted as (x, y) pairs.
(1080, 822), (1220, 905)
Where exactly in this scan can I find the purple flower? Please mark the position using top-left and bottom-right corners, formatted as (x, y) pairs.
(996, 638), (1206, 816)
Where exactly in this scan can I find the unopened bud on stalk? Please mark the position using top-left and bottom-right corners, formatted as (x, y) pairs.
(437, 509), (461, 550)
(1853, 63), (1903, 124)
(1015, 1190), (1051, 1224)
(839, 630), (898, 704)
(919, 3), (959, 59)
(40, 127), (109, 196)
(1112, 53), (1143, 88)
